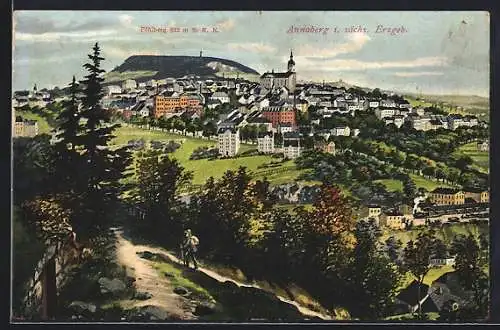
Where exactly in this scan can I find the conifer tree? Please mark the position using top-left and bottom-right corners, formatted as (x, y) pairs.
(73, 43), (131, 237)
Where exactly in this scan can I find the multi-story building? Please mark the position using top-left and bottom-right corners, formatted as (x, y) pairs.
(375, 107), (398, 119)
(217, 127), (240, 157)
(261, 107), (296, 128)
(408, 116), (432, 131)
(153, 94), (201, 118)
(380, 211), (406, 229)
(283, 140), (303, 159)
(14, 118), (39, 137)
(429, 188), (465, 205)
(464, 188), (489, 204)
(282, 132), (303, 159)
(257, 132), (275, 154)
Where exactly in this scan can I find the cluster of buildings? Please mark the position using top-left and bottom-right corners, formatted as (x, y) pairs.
(12, 84), (53, 109)
(361, 186), (489, 230)
(375, 106), (480, 131)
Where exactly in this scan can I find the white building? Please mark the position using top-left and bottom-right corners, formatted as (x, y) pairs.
(217, 127), (240, 157)
(278, 123), (294, 134)
(257, 132), (275, 154)
(210, 91), (230, 104)
(332, 126), (351, 136)
(122, 79), (137, 91)
(283, 141), (303, 159)
(380, 99), (397, 108)
(104, 85), (122, 95)
(146, 79), (157, 87)
(375, 107), (398, 119)
(410, 116), (432, 131)
(368, 100), (380, 108)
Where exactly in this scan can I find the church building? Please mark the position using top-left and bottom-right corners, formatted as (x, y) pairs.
(260, 50), (297, 93)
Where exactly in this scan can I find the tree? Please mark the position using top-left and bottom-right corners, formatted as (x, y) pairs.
(133, 149), (193, 239)
(53, 76), (84, 194)
(403, 230), (437, 318)
(55, 76), (81, 151)
(450, 234), (489, 317)
(403, 179), (417, 202)
(73, 43), (132, 239)
(348, 219), (402, 319)
(385, 236), (403, 265)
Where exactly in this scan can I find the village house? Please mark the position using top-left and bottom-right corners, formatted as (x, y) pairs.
(429, 188), (465, 206)
(210, 91), (230, 104)
(477, 141), (489, 152)
(14, 117), (39, 137)
(122, 79), (137, 91)
(104, 85), (122, 95)
(277, 123), (294, 134)
(375, 107), (398, 119)
(464, 188), (489, 204)
(331, 126), (351, 137)
(368, 99), (380, 108)
(217, 127), (240, 157)
(411, 107), (425, 116)
(315, 140), (336, 155)
(380, 211), (406, 229)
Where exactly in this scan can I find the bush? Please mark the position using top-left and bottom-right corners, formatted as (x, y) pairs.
(190, 146), (219, 160)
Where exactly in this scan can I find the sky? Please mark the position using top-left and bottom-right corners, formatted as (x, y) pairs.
(12, 11), (490, 97)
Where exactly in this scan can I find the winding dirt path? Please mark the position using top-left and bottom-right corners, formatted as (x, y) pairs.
(111, 227), (334, 321)
(112, 227), (196, 320)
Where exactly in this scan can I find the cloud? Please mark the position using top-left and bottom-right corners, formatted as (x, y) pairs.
(119, 14), (134, 27)
(393, 71), (445, 77)
(14, 14), (117, 34)
(296, 56), (449, 72)
(14, 29), (119, 43)
(216, 18), (236, 31)
(227, 42), (276, 53)
(297, 32), (371, 58)
(104, 46), (160, 59)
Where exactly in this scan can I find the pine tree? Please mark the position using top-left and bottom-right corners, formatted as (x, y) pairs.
(54, 76), (83, 193)
(74, 43), (131, 237)
(55, 76), (81, 151)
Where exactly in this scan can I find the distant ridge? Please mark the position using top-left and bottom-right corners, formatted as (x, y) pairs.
(105, 55), (260, 84)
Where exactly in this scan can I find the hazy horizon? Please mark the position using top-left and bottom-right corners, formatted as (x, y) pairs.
(13, 11), (490, 97)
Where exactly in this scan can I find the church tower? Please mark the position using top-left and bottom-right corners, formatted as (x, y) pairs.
(287, 49), (295, 72)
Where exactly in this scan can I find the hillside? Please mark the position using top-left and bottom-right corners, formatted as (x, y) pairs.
(105, 55), (260, 84)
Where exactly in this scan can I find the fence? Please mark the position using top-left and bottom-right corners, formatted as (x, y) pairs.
(20, 239), (81, 319)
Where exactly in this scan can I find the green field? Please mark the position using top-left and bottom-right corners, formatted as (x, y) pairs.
(409, 173), (454, 191)
(381, 223), (488, 247)
(113, 126), (308, 186)
(375, 179), (403, 192)
(454, 142), (489, 173)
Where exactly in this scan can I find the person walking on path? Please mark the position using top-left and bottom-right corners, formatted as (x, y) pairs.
(182, 229), (199, 270)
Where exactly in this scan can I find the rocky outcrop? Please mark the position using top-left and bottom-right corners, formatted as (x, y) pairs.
(98, 277), (127, 295)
